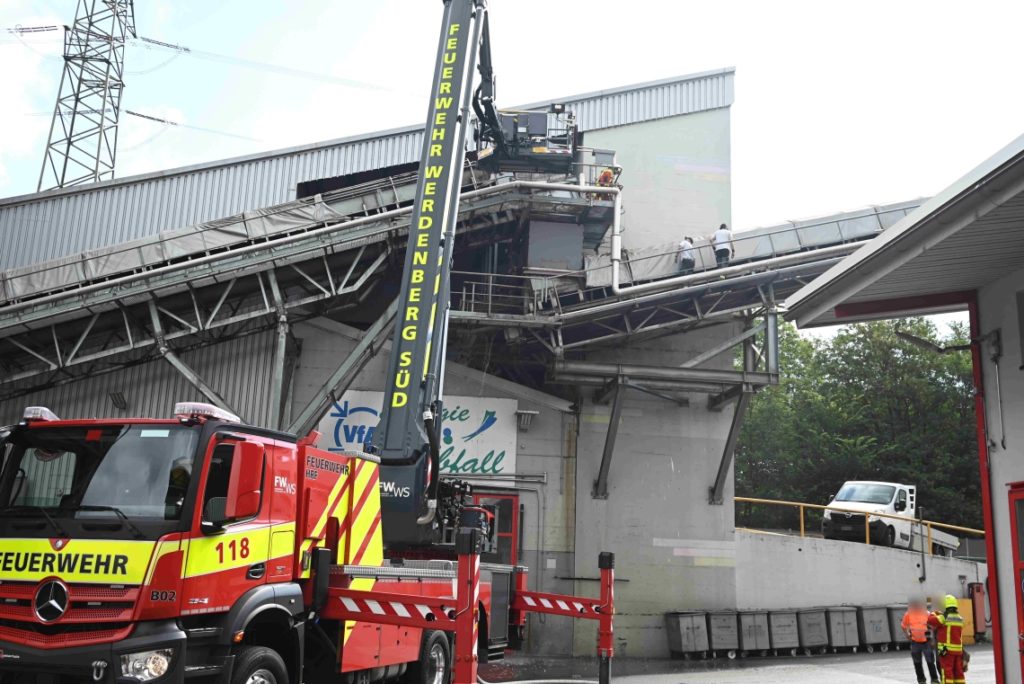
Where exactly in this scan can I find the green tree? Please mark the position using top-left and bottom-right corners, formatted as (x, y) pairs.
(735, 318), (980, 530)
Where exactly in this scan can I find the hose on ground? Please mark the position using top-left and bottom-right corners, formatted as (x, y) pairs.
(478, 678), (598, 684)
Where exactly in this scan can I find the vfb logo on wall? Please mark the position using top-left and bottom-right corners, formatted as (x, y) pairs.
(317, 390), (517, 487)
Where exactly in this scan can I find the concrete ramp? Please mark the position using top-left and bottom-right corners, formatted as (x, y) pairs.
(735, 530), (987, 610)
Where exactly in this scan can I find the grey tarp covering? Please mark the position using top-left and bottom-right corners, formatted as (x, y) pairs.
(585, 240), (716, 288)
(583, 202), (920, 288)
(0, 195), (344, 303)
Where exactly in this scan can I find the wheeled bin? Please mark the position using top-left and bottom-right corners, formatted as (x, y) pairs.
(827, 607), (860, 652)
(738, 611), (770, 656)
(858, 606), (893, 652)
(707, 611), (739, 659)
(887, 605), (910, 649)
(797, 609), (829, 654)
(665, 612), (709, 658)
(769, 610), (800, 656)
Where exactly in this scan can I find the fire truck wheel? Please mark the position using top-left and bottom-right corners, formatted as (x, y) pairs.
(407, 630), (451, 684)
(232, 645), (289, 684)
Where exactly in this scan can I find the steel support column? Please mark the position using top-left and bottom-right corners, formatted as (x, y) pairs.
(593, 381), (625, 499)
(709, 317), (762, 504)
(680, 321), (765, 369)
(287, 299), (398, 439)
(765, 310), (779, 374)
(148, 301), (240, 418)
(266, 272), (291, 429)
(554, 360), (775, 388)
(709, 390), (752, 505)
(270, 319), (290, 429)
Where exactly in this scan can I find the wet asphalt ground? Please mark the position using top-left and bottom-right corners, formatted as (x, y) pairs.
(480, 644), (995, 683)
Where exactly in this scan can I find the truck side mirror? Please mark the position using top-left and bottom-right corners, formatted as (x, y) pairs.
(311, 547), (332, 611)
(225, 441), (264, 520)
(828, 494), (834, 502)
(895, 500), (906, 512)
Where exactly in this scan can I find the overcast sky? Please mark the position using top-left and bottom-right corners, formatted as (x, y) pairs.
(2, 0), (1023, 235)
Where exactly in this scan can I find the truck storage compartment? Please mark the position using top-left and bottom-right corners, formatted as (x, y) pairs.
(738, 611), (770, 655)
(664, 612), (709, 658)
(768, 610), (800, 655)
(707, 611), (739, 659)
(887, 605), (910, 648)
(826, 607), (860, 651)
(797, 608), (829, 654)
(857, 606), (892, 651)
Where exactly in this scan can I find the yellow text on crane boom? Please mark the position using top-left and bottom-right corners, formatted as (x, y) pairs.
(391, 20), (462, 409)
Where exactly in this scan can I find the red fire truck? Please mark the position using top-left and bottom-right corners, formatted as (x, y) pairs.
(0, 404), (613, 684)
(0, 1), (615, 684)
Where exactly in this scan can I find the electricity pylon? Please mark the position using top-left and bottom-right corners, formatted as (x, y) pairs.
(38, 0), (136, 191)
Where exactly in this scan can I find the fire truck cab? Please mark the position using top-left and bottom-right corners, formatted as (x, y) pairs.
(0, 403), (508, 684)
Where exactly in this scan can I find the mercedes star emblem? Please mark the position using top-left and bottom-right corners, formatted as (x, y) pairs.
(34, 580), (69, 623)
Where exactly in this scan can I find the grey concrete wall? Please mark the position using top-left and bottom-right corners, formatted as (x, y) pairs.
(584, 109), (732, 251)
(571, 322), (743, 658)
(979, 262), (1024, 684)
(736, 531), (987, 611)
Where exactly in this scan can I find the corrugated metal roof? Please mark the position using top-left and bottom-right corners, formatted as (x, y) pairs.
(786, 132), (1024, 327)
(0, 69), (734, 272)
(0, 330), (278, 425)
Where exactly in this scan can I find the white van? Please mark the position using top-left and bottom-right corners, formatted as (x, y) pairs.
(821, 480), (959, 555)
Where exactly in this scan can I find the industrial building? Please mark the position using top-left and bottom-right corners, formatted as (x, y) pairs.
(0, 67), (988, 658)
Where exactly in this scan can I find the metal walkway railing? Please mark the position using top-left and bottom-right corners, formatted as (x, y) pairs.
(0, 164), (493, 306)
(451, 199), (924, 321)
(735, 495), (984, 556)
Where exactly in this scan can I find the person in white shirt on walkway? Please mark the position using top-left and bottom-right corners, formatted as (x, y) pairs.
(678, 236), (696, 274)
(711, 223), (733, 267)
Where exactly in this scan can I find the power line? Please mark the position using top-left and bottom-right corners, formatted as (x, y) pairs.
(22, 109), (261, 144)
(5, 24), (61, 34)
(124, 109), (261, 142)
(131, 35), (391, 91)
(5, 24), (396, 92)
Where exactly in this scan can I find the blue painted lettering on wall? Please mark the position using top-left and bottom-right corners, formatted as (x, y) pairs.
(328, 400), (378, 452)
(327, 398), (509, 476)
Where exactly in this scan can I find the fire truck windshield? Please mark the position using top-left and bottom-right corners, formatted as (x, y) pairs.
(0, 424), (200, 534)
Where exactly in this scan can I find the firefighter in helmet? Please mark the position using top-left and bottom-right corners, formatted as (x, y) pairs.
(928, 594), (966, 683)
(165, 456), (192, 516)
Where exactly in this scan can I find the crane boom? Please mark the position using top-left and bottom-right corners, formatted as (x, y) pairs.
(371, 0), (488, 545)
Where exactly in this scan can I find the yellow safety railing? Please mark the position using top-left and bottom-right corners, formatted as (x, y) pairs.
(734, 496), (985, 555)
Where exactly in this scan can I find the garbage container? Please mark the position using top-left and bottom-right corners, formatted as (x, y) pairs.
(858, 606), (892, 652)
(738, 611), (770, 656)
(707, 611), (739, 659)
(665, 612), (709, 658)
(769, 610), (800, 655)
(826, 607), (859, 651)
(887, 605), (910, 649)
(797, 609), (829, 654)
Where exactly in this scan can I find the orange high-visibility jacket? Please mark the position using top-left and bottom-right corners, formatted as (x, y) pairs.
(928, 611), (964, 652)
(902, 607), (931, 643)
